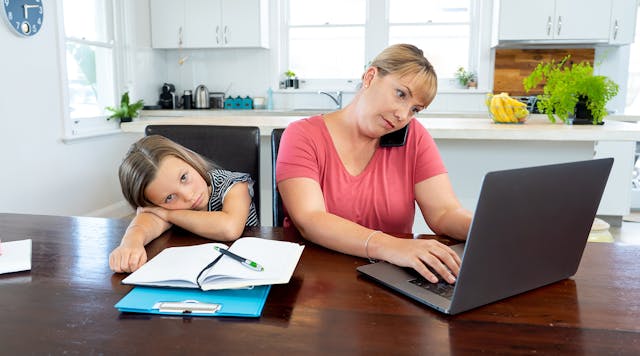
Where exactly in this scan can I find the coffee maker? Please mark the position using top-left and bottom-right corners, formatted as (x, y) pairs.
(158, 83), (176, 109)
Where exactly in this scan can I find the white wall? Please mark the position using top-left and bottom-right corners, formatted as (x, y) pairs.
(0, 0), (143, 217)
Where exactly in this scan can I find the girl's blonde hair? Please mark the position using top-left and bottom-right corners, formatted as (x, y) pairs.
(119, 135), (212, 208)
(366, 43), (438, 106)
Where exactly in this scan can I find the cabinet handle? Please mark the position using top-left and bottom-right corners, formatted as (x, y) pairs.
(557, 16), (562, 36)
(216, 25), (220, 44)
(547, 16), (552, 36)
(178, 26), (183, 46)
(613, 19), (619, 40)
(224, 25), (229, 45)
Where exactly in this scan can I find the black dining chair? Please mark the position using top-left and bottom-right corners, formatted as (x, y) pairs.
(271, 128), (285, 227)
(145, 125), (261, 219)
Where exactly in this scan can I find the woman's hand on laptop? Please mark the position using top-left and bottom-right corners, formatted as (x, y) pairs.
(379, 238), (461, 284)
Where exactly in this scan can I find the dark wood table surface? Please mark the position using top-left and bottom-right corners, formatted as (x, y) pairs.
(1, 213), (639, 355)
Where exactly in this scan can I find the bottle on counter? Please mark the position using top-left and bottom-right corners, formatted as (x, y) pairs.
(267, 87), (274, 110)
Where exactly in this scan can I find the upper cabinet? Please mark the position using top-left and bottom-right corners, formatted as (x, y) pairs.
(150, 0), (269, 49)
(493, 0), (637, 45)
(609, 0), (638, 44)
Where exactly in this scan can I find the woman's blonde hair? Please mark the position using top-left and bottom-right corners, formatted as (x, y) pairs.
(366, 43), (438, 106)
(119, 135), (212, 208)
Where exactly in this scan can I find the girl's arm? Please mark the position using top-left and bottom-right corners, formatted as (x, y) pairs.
(415, 173), (473, 241)
(139, 182), (252, 241)
(278, 177), (461, 284)
(109, 211), (172, 273)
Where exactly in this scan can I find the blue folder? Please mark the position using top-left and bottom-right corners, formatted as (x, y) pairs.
(115, 285), (271, 317)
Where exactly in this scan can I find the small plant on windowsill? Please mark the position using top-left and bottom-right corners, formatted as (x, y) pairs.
(455, 67), (477, 88)
(523, 55), (619, 125)
(106, 92), (144, 123)
(283, 70), (299, 89)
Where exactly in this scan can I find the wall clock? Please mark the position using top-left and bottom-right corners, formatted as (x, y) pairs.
(3, 0), (43, 37)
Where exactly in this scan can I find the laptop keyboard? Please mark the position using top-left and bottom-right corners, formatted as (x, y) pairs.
(408, 276), (455, 299)
(403, 267), (455, 300)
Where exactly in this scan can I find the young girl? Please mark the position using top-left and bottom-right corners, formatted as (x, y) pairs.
(109, 135), (259, 273)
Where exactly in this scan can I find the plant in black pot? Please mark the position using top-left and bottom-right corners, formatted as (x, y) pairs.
(106, 91), (144, 123)
(523, 56), (619, 125)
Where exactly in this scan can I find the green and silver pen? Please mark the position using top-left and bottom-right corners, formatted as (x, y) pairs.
(213, 245), (264, 272)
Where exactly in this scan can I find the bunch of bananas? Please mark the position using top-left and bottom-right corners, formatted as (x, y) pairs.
(487, 93), (529, 123)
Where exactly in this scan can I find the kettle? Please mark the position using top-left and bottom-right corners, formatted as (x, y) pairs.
(194, 84), (210, 109)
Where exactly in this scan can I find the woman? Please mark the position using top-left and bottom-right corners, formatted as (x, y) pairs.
(276, 44), (472, 284)
(109, 135), (259, 273)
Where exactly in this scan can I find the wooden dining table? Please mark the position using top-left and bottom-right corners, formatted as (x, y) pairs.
(0, 213), (639, 354)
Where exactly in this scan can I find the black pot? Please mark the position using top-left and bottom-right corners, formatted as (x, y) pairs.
(286, 78), (294, 88)
(120, 117), (132, 123)
(572, 96), (603, 125)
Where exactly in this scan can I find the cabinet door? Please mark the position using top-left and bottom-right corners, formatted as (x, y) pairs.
(150, 0), (185, 49)
(609, 0), (638, 44)
(221, 0), (268, 48)
(498, 0), (555, 40)
(183, 0), (222, 48)
(554, 0), (611, 41)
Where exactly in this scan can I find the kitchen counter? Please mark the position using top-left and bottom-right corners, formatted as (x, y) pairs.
(126, 112), (640, 141)
(122, 112), (640, 229)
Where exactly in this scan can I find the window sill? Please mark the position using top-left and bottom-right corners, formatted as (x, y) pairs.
(61, 128), (124, 144)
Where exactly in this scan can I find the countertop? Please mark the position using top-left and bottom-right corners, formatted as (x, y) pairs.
(122, 111), (640, 142)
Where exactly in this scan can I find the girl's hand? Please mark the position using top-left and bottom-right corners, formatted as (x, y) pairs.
(379, 237), (461, 284)
(109, 243), (147, 273)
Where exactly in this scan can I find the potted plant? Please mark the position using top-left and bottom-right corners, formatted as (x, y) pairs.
(284, 70), (299, 89)
(106, 91), (144, 123)
(455, 67), (476, 88)
(523, 56), (619, 125)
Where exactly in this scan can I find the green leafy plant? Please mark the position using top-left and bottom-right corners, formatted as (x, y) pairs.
(523, 56), (619, 124)
(284, 70), (296, 78)
(105, 92), (144, 122)
(455, 67), (476, 87)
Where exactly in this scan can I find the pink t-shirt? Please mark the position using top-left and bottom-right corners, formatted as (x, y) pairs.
(276, 115), (447, 233)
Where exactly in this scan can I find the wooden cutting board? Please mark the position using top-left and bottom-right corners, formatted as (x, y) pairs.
(493, 48), (595, 96)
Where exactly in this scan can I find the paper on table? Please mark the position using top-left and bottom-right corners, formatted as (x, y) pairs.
(0, 239), (32, 274)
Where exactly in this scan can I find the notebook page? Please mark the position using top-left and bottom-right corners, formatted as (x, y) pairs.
(122, 243), (225, 288)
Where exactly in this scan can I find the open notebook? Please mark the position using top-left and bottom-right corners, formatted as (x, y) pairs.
(122, 237), (304, 290)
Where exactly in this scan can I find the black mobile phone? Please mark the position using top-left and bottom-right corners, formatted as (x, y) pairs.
(379, 125), (409, 147)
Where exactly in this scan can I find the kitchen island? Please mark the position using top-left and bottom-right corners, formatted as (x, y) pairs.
(122, 112), (640, 230)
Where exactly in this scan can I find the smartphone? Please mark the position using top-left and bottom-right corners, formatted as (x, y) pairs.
(379, 125), (409, 147)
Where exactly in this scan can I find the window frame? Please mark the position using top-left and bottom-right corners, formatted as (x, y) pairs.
(280, 0), (484, 92)
(56, 0), (126, 140)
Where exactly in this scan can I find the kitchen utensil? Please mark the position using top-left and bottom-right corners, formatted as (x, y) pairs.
(209, 92), (225, 109)
(253, 97), (265, 110)
(194, 84), (210, 109)
(182, 90), (193, 110)
(158, 83), (176, 109)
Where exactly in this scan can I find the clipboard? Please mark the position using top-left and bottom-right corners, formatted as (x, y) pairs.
(115, 285), (271, 317)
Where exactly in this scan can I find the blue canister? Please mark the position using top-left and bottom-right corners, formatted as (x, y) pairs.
(242, 96), (253, 110)
(224, 97), (235, 109)
(233, 96), (243, 109)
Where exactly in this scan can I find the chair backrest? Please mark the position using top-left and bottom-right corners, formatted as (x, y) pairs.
(271, 128), (285, 227)
(145, 125), (261, 218)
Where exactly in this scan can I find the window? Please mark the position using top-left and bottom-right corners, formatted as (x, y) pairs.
(626, 3), (640, 114)
(284, 0), (475, 88)
(388, 0), (471, 82)
(287, 0), (366, 79)
(60, 0), (120, 138)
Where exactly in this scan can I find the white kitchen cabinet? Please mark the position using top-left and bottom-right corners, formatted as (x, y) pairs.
(495, 0), (612, 43)
(150, 0), (268, 49)
(149, 0), (185, 49)
(609, 0), (638, 44)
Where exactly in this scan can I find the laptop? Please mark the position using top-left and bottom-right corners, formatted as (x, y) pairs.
(357, 158), (614, 315)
